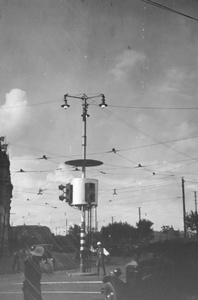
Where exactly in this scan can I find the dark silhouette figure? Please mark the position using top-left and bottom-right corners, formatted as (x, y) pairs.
(12, 249), (21, 273)
(23, 246), (44, 300)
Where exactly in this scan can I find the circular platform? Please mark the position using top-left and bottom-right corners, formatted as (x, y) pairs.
(65, 159), (103, 167)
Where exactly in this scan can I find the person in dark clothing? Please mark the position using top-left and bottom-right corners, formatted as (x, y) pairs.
(90, 242), (109, 276)
(12, 249), (21, 273)
(23, 245), (44, 300)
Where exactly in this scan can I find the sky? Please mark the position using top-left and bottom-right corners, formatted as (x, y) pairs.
(1, 0), (198, 234)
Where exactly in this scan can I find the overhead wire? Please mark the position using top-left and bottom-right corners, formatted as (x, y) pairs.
(141, 0), (198, 22)
(109, 105), (198, 110)
(93, 101), (198, 167)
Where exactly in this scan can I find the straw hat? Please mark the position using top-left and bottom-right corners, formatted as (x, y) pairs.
(30, 246), (44, 257)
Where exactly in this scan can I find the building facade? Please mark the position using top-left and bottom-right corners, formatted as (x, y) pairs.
(0, 138), (13, 257)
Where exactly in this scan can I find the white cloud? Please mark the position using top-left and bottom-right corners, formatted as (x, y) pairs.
(154, 68), (194, 100)
(46, 163), (74, 184)
(110, 50), (145, 81)
(0, 89), (29, 135)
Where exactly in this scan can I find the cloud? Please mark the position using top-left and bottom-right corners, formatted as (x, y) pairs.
(110, 50), (145, 81)
(46, 163), (74, 184)
(0, 89), (29, 135)
(154, 68), (195, 101)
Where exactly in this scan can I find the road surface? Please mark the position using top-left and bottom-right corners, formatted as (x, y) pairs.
(0, 270), (105, 300)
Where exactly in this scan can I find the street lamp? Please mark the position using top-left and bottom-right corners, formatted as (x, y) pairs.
(61, 93), (107, 273)
(61, 94), (70, 109)
(99, 94), (108, 108)
(61, 93), (107, 177)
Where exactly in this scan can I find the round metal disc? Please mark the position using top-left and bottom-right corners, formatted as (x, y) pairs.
(65, 159), (103, 167)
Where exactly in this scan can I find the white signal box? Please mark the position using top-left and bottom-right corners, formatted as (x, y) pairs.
(71, 178), (98, 206)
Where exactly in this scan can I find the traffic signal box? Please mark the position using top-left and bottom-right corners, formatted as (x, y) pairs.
(71, 178), (98, 207)
(85, 182), (95, 203)
(58, 183), (73, 205)
(58, 178), (98, 207)
(58, 184), (66, 201)
(65, 183), (73, 204)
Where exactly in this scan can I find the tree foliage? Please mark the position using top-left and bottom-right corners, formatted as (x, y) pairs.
(136, 219), (154, 244)
(100, 221), (137, 246)
(186, 211), (198, 236)
(66, 224), (81, 250)
(161, 225), (171, 240)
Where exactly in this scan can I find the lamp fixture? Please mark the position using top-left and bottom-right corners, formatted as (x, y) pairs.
(99, 94), (108, 108)
(61, 94), (70, 109)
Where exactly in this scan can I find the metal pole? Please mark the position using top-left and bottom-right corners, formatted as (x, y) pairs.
(90, 206), (92, 232)
(80, 95), (87, 273)
(182, 177), (187, 238)
(80, 206), (86, 272)
(82, 95), (87, 179)
(95, 206), (98, 232)
(87, 207), (90, 232)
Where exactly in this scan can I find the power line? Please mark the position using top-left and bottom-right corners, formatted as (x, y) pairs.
(96, 104), (198, 165)
(109, 105), (198, 110)
(141, 0), (198, 22)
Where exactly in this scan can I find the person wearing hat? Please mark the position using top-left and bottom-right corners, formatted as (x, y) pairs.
(22, 245), (44, 300)
(90, 242), (109, 276)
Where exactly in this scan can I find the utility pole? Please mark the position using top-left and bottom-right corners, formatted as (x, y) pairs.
(194, 191), (198, 237)
(65, 219), (68, 236)
(182, 177), (187, 238)
(138, 207), (141, 221)
(194, 191), (197, 214)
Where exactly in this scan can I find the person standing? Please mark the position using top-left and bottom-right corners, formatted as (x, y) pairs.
(12, 249), (21, 273)
(22, 245), (44, 300)
(90, 242), (109, 276)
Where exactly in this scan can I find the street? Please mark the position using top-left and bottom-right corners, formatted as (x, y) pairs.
(0, 270), (105, 300)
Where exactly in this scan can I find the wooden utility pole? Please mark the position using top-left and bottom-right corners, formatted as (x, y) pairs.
(194, 191), (197, 214)
(65, 219), (68, 236)
(182, 177), (187, 238)
(138, 207), (141, 221)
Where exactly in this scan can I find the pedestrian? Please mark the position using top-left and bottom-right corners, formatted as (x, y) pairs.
(22, 245), (44, 300)
(90, 242), (109, 276)
(12, 249), (21, 273)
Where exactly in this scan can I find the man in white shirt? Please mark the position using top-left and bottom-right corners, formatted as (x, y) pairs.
(90, 242), (109, 276)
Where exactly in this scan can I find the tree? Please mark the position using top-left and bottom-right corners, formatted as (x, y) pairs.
(186, 211), (198, 237)
(86, 230), (101, 248)
(136, 219), (154, 245)
(100, 221), (137, 247)
(161, 225), (171, 240)
(67, 224), (81, 251)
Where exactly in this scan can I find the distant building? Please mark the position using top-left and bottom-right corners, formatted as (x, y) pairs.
(0, 138), (13, 256)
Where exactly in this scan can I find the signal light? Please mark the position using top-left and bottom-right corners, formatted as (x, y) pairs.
(59, 184), (65, 191)
(59, 195), (66, 201)
(66, 183), (73, 205)
(85, 182), (95, 203)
